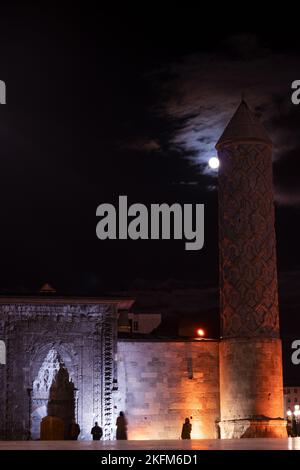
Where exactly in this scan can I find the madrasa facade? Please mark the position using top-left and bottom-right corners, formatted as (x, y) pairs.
(0, 101), (287, 441)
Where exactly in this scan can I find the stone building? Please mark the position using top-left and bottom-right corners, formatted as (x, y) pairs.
(0, 100), (286, 440)
(0, 295), (219, 440)
(284, 386), (300, 415)
(217, 100), (285, 438)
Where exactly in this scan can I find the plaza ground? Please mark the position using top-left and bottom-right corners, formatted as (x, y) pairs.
(0, 438), (300, 450)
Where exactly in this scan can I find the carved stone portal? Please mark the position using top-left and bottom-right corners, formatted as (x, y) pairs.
(0, 300), (118, 440)
(31, 349), (75, 439)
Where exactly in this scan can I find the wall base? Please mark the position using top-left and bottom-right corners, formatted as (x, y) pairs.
(219, 419), (287, 438)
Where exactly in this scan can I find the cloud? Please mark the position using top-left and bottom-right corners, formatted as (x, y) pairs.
(121, 138), (161, 152)
(150, 34), (300, 204)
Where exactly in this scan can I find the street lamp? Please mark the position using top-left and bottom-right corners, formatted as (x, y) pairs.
(196, 328), (205, 338)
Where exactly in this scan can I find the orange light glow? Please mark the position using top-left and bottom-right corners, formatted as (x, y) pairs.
(197, 328), (205, 337)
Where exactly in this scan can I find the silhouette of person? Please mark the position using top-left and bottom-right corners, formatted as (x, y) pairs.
(69, 419), (80, 440)
(91, 421), (103, 440)
(292, 415), (298, 437)
(181, 418), (192, 439)
(116, 411), (127, 440)
(286, 413), (292, 437)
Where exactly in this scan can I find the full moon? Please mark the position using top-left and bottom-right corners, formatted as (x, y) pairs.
(208, 157), (219, 169)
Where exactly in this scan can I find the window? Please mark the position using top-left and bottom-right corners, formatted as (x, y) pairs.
(133, 321), (139, 332)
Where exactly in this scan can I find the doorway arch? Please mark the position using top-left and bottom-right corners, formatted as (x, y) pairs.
(31, 348), (75, 439)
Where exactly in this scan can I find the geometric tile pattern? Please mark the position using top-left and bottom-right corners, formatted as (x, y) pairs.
(218, 143), (280, 338)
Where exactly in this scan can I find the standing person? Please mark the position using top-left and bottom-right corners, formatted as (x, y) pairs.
(286, 414), (292, 437)
(116, 411), (127, 440)
(69, 419), (80, 440)
(91, 421), (103, 440)
(292, 415), (298, 437)
(181, 417), (192, 439)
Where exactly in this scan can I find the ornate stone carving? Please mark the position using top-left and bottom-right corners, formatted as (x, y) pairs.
(101, 309), (118, 440)
(218, 142), (280, 338)
(1, 301), (118, 440)
(217, 100), (285, 439)
(0, 303), (111, 318)
(33, 349), (64, 398)
(93, 323), (102, 426)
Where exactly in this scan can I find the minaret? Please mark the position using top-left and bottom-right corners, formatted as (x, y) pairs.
(216, 100), (286, 438)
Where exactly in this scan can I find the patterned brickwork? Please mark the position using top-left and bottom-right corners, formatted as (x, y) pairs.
(217, 102), (285, 438)
(218, 143), (279, 338)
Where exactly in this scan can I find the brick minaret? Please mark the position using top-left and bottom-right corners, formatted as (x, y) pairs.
(216, 100), (286, 438)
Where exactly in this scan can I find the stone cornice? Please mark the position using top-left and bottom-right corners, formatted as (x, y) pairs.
(0, 296), (135, 310)
(0, 303), (115, 319)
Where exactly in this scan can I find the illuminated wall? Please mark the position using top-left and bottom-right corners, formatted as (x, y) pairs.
(116, 339), (220, 439)
(0, 299), (119, 441)
(0, 297), (220, 441)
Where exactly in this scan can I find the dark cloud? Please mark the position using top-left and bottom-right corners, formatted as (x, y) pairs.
(144, 34), (300, 204)
(0, 12), (299, 316)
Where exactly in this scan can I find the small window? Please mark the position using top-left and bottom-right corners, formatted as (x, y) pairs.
(288, 399), (291, 403)
(287, 389), (290, 394)
(294, 389), (298, 394)
(295, 398), (298, 403)
(133, 321), (139, 332)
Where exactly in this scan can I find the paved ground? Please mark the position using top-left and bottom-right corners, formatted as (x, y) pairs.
(0, 438), (300, 450)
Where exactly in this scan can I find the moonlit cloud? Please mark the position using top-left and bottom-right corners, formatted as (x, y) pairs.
(148, 35), (300, 204)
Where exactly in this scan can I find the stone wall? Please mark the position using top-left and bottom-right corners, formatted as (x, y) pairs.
(116, 340), (220, 439)
(0, 299), (220, 441)
(0, 301), (118, 440)
(0, 319), (5, 439)
(219, 337), (286, 438)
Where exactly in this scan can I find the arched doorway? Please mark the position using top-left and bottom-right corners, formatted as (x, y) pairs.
(31, 348), (75, 439)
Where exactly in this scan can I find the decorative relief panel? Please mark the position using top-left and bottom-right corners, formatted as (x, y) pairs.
(218, 143), (280, 338)
(0, 302), (118, 440)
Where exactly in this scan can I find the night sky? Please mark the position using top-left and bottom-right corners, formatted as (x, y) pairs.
(0, 8), (300, 382)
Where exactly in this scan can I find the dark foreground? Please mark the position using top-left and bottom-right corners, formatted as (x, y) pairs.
(0, 438), (300, 450)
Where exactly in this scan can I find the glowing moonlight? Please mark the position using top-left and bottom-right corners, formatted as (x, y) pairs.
(208, 157), (219, 169)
